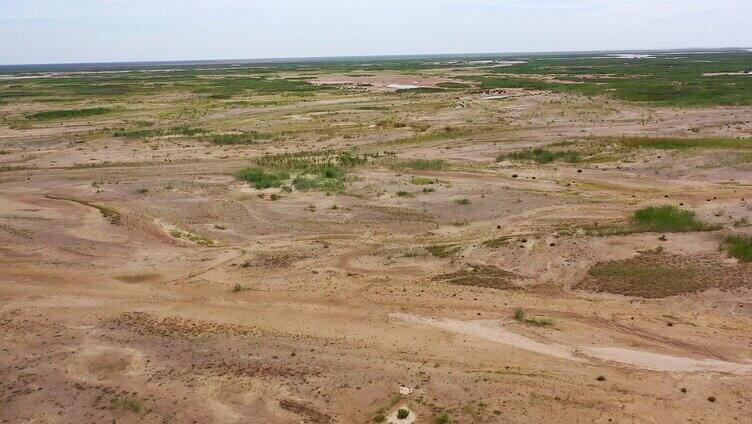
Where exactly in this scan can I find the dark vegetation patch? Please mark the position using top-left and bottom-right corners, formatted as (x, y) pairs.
(105, 311), (261, 338)
(576, 251), (752, 298)
(109, 396), (146, 414)
(30, 107), (111, 120)
(427, 245), (460, 258)
(499, 148), (581, 164)
(113, 126), (206, 139)
(195, 77), (332, 98)
(433, 265), (519, 290)
(606, 136), (752, 150)
(278, 399), (333, 424)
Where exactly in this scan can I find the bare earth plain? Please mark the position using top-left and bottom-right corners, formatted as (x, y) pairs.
(2, 53), (752, 423)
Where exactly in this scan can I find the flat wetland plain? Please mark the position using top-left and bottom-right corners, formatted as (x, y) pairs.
(2, 50), (752, 423)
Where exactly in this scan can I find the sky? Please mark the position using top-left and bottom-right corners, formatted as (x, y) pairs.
(1, 0), (750, 65)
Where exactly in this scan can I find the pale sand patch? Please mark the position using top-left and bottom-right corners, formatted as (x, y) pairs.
(391, 312), (578, 361)
(392, 313), (752, 374)
(579, 347), (752, 374)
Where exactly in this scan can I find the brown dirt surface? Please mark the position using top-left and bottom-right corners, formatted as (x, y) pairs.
(2, 59), (752, 423)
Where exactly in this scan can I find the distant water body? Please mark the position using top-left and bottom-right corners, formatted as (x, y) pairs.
(1, 48), (749, 74)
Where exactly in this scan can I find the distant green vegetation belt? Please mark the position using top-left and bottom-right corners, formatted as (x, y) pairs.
(464, 53), (752, 106)
(30, 107), (111, 120)
(2, 52), (750, 105)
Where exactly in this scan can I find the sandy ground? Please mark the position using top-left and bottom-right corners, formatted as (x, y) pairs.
(1, 70), (752, 423)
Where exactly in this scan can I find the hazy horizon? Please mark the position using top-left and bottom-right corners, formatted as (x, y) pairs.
(2, 0), (751, 66)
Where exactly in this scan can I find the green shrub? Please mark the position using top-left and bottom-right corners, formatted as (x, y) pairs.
(723, 235), (752, 262)
(630, 205), (717, 233)
(237, 150), (366, 192)
(513, 308), (525, 321)
(397, 408), (409, 419)
(235, 168), (289, 189)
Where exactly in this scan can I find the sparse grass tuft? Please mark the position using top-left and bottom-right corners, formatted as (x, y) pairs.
(232, 283), (245, 292)
(723, 235), (752, 262)
(513, 308), (553, 327)
(410, 177), (434, 185)
(513, 308), (525, 321)
(388, 158), (450, 171)
(455, 198), (471, 205)
(169, 228), (213, 246)
(433, 413), (450, 424)
(205, 131), (271, 145)
(483, 236), (514, 248)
